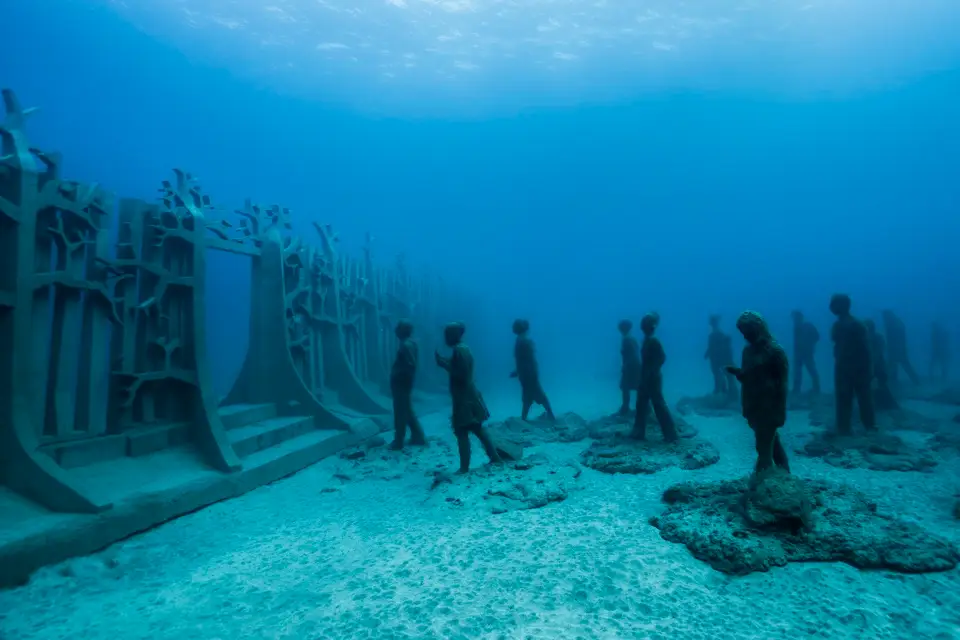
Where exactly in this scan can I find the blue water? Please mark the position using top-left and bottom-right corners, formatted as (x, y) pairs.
(3, 0), (958, 391)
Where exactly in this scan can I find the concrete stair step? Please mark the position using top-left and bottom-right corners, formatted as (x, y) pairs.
(218, 403), (277, 430)
(228, 415), (315, 458)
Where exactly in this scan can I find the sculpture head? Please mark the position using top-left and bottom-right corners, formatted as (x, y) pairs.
(512, 318), (530, 336)
(881, 309), (895, 323)
(444, 321), (466, 347)
(395, 319), (413, 340)
(617, 319), (633, 335)
(708, 314), (721, 329)
(791, 310), (804, 323)
(864, 319), (876, 335)
(829, 293), (852, 317)
(640, 312), (660, 337)
(736, 310), (771, 345)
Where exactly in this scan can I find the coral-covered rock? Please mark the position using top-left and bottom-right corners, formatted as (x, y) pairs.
(581, 434), (719, 475)
(486, 412), (590, 446)
(799, 430), (937, 472)
(426, 453), (583, 514)
(651, 471), (960, 575)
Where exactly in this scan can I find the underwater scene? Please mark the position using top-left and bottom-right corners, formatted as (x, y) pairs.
(1, 0), (959, 638)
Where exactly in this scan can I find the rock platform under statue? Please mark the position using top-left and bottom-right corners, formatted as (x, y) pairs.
(798, 430), (938, 472)
(486, 412), (592, 446)
(808, 404), (942, 434)
(650, 470), (960, 575)
(487, 410), (699, 447)
(676, 393), (740, 418)
(427, 454), (583, 514)
(325, 435), (581, 514)
(581, 417), (719, 475)
(586, 412), (699, 441)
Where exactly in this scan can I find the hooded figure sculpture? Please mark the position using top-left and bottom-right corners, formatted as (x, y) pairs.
(389, 319), (427, 450)
(632, 312), (679, 442)
(830, 294), (876, 434)
(435, 322), (503, 473)
(725, 311), (791, 474)
(510, 319), (556, 421)
(617, 319), (642, 415)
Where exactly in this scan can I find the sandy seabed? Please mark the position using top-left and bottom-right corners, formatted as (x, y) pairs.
(1, 389), (959, 640)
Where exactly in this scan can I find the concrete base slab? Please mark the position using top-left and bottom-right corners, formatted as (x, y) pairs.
(0, 427), (379, 590)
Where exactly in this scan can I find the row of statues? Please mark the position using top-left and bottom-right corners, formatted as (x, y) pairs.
(383, 295), (952, 475)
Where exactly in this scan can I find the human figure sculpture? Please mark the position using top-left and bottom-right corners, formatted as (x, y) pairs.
(435, 322), (503, 473)
(388, 319), (427, 450)
(725, 311), (790, 474)
(704, 314), (736, 399)
(882, 309), (920, 385)
(864, 319), (899, 411)
(790, 310), (821, 394)
(617, 319), (641, 416)
(930, 322), (951, 381)
(830, 294), (876, 434)
(510, 318), (556, 421)
(631, 312), (679, 442)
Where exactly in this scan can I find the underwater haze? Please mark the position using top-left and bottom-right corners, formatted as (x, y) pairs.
(5, 1), (960, 639)
(3, 0), (959, 398)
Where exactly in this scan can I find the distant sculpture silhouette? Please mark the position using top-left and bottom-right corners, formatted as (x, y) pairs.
(509, 318), (556, 421)
(725, 311), (790, 474)
(830, 294), (876, 434)
(864, 319), (899, 411)
(631, 312), (679, 442)
(882, 309), (919, 385)
(704, 314), (736, 399)
(790, 310), (821, 394)
(435, 322), (502, 473)
(617, 319), (641, 416)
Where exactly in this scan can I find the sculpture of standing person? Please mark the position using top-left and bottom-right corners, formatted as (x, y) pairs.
(388, 319), (427, 450)
(435, 322), (503, 473)
(726, 311), (790, 473)
(510, 319), (556, 421)
(617, 319), (641, 416)
(704, 314), (736, 400)
(790, 310), (821, 394)
(882, 309), (920, 385)
(831, 294), (876, 434)
(631, 312), (679, 442)
(864, 319), (899, 411)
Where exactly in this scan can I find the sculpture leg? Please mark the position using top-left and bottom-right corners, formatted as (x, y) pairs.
(805, 356), (821, 393)
(405, 393), (426, 445)
(772, 431), (790, 472)
(540, 394), (556, 420)
(455, 426), (472, 473)
(651, 387), (679, 442)
(619, 389), (631, 416)
(792, 357), (804, 394)
(712, 365), (724, 394)
(631, 385), (651, 440)
(390, 394), (408, 449)
(752, 424), (776, 474)
(855, 375), (877, 430)
(521, 398), (533, 421)
(471, 423), (503, 464)
(835, 373), (854, 435)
